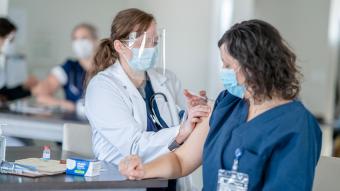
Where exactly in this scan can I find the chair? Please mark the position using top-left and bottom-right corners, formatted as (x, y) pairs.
(62, 123), (94, 158)
(313, 156), (340, 191)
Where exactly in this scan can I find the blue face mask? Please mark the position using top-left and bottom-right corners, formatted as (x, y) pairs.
(220, 68), (245, 98)
(128, 47), (158, 71)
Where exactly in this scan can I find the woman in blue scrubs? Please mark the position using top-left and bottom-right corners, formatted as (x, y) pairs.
(32, 23), (98, 112)
(119, 19), (322, 191)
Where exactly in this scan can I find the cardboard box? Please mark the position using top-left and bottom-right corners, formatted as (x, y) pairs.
(66, 158), (101, 177)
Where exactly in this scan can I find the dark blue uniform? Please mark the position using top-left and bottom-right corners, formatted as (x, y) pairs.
(60, 59), (85, 103)
(203, 90), (322, 190)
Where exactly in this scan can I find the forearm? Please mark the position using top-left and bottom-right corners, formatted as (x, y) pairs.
(37, 95), (75, 111)
(119, 110), (211, 181)
(32, 82), (53, 95)
(32, 75), (60, 96)
(143, 152), (183, 179)
(142, 116), (210, 179)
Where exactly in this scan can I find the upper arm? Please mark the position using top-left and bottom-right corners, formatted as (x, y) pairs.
(46, 74), (62, 91)
(174, 115), (211, 176)
(262, 122), (321, 191)
(33, 74), (61, 95)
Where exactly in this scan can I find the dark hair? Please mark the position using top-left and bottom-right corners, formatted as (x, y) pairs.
(218, 19), (301, 101)
(0, 17), (17, 38)
(87, 8), (154, 81)
(72, 23), (98, 40)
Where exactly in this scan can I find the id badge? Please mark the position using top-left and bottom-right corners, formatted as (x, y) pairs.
(217, 148), (249, 191)
(217, 169), (249, 191)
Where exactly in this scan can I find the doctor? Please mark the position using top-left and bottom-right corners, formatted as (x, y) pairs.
(119, 19), (322, 191)
(85, 8), (209, 190)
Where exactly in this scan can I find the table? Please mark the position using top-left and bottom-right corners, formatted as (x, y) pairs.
(0, 147), (167, 190)
(0, 107), (88, 142)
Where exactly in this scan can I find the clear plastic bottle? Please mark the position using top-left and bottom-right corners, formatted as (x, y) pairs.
(0, 161), (39, 175)
(0, 124), (6, 162)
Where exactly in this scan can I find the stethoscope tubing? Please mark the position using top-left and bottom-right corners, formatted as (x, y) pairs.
(149, 92), (175, 129)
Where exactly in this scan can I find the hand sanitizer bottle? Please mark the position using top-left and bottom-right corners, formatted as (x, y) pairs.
(0, 124), (6, 162)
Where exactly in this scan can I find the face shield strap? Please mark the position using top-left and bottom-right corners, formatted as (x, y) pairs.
(127, 32), (136, 48)
(161, 29), (166, 76)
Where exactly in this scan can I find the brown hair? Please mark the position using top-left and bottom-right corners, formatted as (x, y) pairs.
(218, 19), (302, 101)
(72, 23), (98, 40)
(0, 17), (16, 38)
(87, 8), (154, 82)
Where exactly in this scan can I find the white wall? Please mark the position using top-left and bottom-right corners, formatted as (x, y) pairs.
(208, 0), (257, 98)
(0, 0), (8, 16)
(254, 0), (334, 122)
(8, 0), (127, 78)
(125, 0), (213, 93)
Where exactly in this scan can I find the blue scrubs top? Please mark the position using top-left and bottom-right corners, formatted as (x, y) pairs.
(60, 60), (85, 103)
(203, 90), (322, 191)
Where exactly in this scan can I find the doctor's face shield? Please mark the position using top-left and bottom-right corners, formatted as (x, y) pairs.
(120, 29), (166, 79)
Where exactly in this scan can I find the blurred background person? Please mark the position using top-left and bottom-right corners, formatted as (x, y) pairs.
(0, 17), (37, 104)
(0, 17), (38, 146)
(32, 23), (98, 113)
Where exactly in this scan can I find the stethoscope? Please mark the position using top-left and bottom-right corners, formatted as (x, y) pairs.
(149, 92), (175, 129)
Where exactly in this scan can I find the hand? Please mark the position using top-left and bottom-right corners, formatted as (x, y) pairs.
(36, 95), (54, 105)
(24, 75), (39, 90)
(0, 95), (8, 105)
(176, 104), (211, 144)
(184, 89), (208, 109)
(36, 95), (76, 112)
(119, 155), (145, 180)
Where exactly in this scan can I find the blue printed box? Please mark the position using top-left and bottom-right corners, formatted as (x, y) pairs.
(66, 158), (101, 177)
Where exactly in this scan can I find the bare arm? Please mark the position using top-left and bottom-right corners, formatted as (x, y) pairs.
(119, 114), (210, 180)
(33, 74), (75, 111)
(32, 74), (61, 96)
(36, 95), (76, 111)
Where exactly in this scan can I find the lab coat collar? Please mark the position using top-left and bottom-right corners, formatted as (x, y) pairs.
(109, 61), (141, 98)
(147, 68), (167, 86)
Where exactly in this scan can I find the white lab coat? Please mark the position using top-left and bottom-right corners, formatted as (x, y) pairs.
(85, 62), (193, 191)
(0, 54), (6, 88)
(0, 54), (28, 89)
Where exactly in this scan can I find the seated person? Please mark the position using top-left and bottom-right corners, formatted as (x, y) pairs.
(32, 23), (98, 112)
(0, 17), (37, 103)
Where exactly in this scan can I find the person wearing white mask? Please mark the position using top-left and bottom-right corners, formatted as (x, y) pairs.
(85, 9), (209, 190)
(33, 23), (98, 112)
(0, 17), (37, 103)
